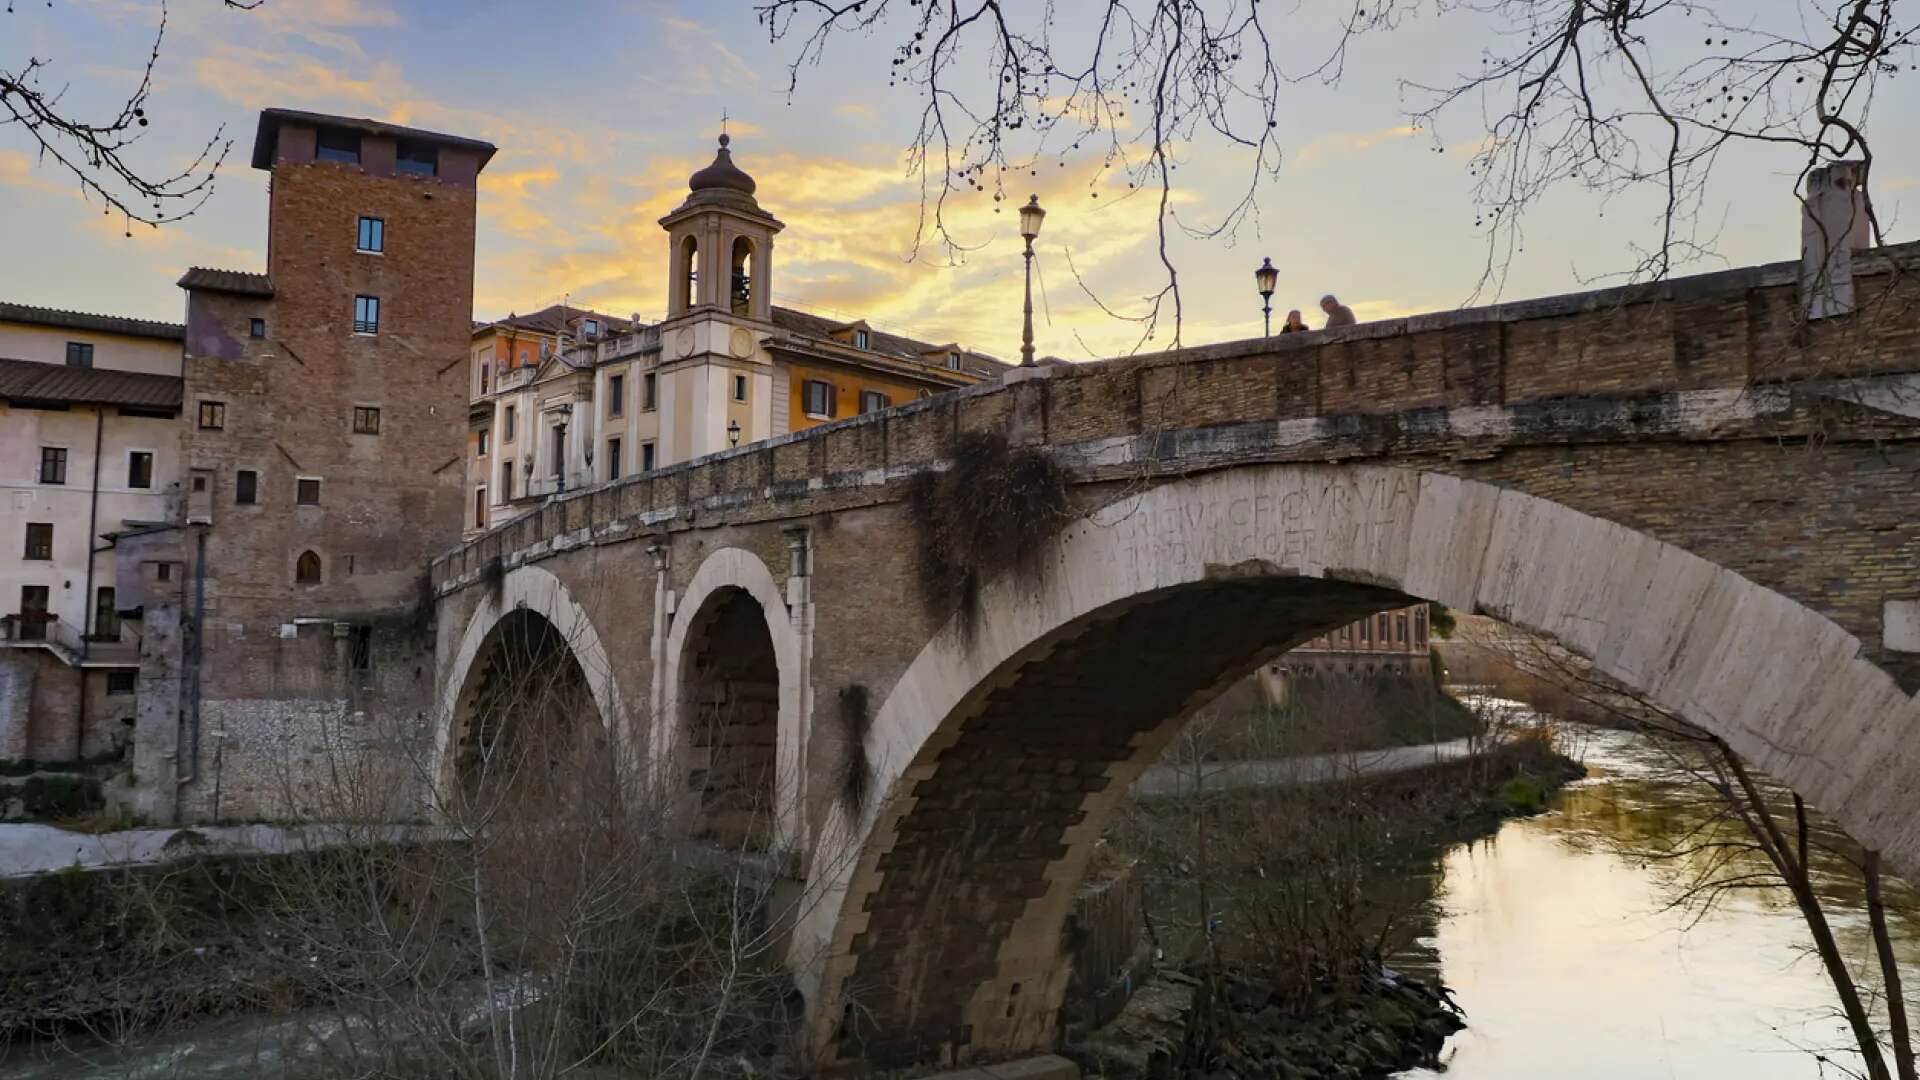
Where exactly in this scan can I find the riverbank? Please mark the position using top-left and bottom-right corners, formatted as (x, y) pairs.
(1078, 736), (1583, 1079)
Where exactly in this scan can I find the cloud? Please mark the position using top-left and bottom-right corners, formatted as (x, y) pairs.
(1293, 124), (1419, 168)
(0, 150), (67, 198)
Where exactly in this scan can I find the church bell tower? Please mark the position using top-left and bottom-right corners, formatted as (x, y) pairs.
(653, 135), (785, 464)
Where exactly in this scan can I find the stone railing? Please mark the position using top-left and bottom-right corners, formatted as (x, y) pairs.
(433, 242), (1920, 592)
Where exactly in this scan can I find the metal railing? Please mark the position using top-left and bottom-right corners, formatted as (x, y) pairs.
(2, 613), (142, 665)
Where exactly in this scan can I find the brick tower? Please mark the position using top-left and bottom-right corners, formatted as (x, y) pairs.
(149, 109), (495, 821)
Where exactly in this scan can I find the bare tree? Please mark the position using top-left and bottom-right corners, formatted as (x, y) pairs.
(1, 0), (262, 235)
(759, 0), (1914, 343)
(1460, 619), (1919, 1080)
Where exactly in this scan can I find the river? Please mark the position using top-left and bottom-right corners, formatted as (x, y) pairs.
(1394, 717), (1920, 1079)
(8, 714), (1919, 1078)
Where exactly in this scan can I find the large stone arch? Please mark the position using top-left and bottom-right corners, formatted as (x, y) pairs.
(797, 463), (1920, 1067)
(438, 564), (628, 798)
(659, 546), (807, 854)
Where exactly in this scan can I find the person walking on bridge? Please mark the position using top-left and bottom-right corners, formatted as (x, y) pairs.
(1320, 294), (1357, 328)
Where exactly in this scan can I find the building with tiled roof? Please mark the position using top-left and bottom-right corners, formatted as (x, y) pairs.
(0, 300), (186, 727)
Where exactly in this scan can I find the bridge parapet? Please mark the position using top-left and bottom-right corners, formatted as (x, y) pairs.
(434, 242), (1918, 598)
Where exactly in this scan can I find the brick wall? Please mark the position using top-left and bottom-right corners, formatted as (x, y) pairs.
(180, 148), (476, 821)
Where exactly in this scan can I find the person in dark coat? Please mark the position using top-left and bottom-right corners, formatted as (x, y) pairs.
(1280, 309), (1309, 333)
(1320, 294), (1357, 328)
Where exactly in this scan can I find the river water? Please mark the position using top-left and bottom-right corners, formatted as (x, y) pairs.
(1395, 718), (1920, 1079)
(9, 715), (1919, 1078)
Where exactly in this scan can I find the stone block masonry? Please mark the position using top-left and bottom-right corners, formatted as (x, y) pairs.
(429, 242), (1920, 1072)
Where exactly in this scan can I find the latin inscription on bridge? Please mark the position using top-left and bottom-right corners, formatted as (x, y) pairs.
(1095, 467), (1419, 578)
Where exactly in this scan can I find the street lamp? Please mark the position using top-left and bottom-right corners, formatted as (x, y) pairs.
(1255, 257), (1279, 337)
(727, 418), (741, 448)
(554, 403), (573, 494)
(1018, 194), (1046, 367)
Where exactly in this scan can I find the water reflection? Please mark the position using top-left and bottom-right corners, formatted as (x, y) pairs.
(1399, 721), (1920, 1079)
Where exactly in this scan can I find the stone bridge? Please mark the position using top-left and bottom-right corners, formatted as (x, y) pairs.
(431, 244), (1920, 1069)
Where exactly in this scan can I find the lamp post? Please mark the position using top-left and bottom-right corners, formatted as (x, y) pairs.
(554, 403), (572, 494)
(727, 418), (741, 448)
(1255, 257), (1279, 337)
(1018, 195), (1046, 367)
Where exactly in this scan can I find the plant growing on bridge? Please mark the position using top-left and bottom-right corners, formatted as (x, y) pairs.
(907, 430), (1071, 643)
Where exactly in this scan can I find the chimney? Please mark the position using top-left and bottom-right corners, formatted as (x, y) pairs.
(1800, 160), (1872, 320)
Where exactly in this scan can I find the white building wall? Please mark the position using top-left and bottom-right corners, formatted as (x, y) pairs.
(0, 402), (179, 637)
(0, 323), (180, 376)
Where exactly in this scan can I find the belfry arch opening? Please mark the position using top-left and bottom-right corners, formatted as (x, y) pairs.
(450, 607), (606, 809)
(678, 586), (781, 850)
(730, 236), (754, 316)
(678, 234), (699, 313)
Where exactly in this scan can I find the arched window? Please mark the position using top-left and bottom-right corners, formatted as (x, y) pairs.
(295, 550), (322, 585)
(730, 236), (753, 316)
(679, 235), (699, 312)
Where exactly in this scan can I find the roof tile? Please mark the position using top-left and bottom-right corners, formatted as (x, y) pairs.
(0, 357), (183, 409)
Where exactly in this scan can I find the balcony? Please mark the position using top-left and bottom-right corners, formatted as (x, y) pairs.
(1, 614), (141, 667)
(496, 364), (536, 392)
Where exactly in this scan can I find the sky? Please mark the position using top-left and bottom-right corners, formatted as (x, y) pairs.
(1, 0), (1914, 361)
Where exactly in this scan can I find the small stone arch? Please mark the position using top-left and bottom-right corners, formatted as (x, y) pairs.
(796, 462), (1920, 1067)
(658, 546), (805, 853)
(729, 235), (755, 316)
(294, 549), (322, 585)
(438, 564), (627, 800)
(677, 233), (700, 313)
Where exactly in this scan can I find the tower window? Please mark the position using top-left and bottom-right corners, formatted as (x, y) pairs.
(500, 458), (514, 498)
(608, 373), (625, 417)
(503, 405), (516, 442)
(65, 342), (94, 368)
(39, 446), (67, 485)
(642, 373), (657, 411)
(356, 216), (385, 253)
(197, 400), (226, 430)
(607, 437), (622, 480)
(23, 522), (53, 560)
(477, 428), (490, 456)
(352, 406), (381, 434)
(730, 236), (754, 315)
(679, 235), (699, 313)
(395, 141), (438, 177)
(295, 550), (322, 585)
(733, 374), (748, 402)
(127, 451), (153, 489)
(315, 127), (361, 164)
(353, 295), (380, 335)
(236, 469), (257, 504)
(297, 477), (322, 506)
(249, 318), (266, 339)
(641, 442), (655, 472)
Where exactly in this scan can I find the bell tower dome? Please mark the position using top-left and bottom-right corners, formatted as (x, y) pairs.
(660, 134), (783, 320)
